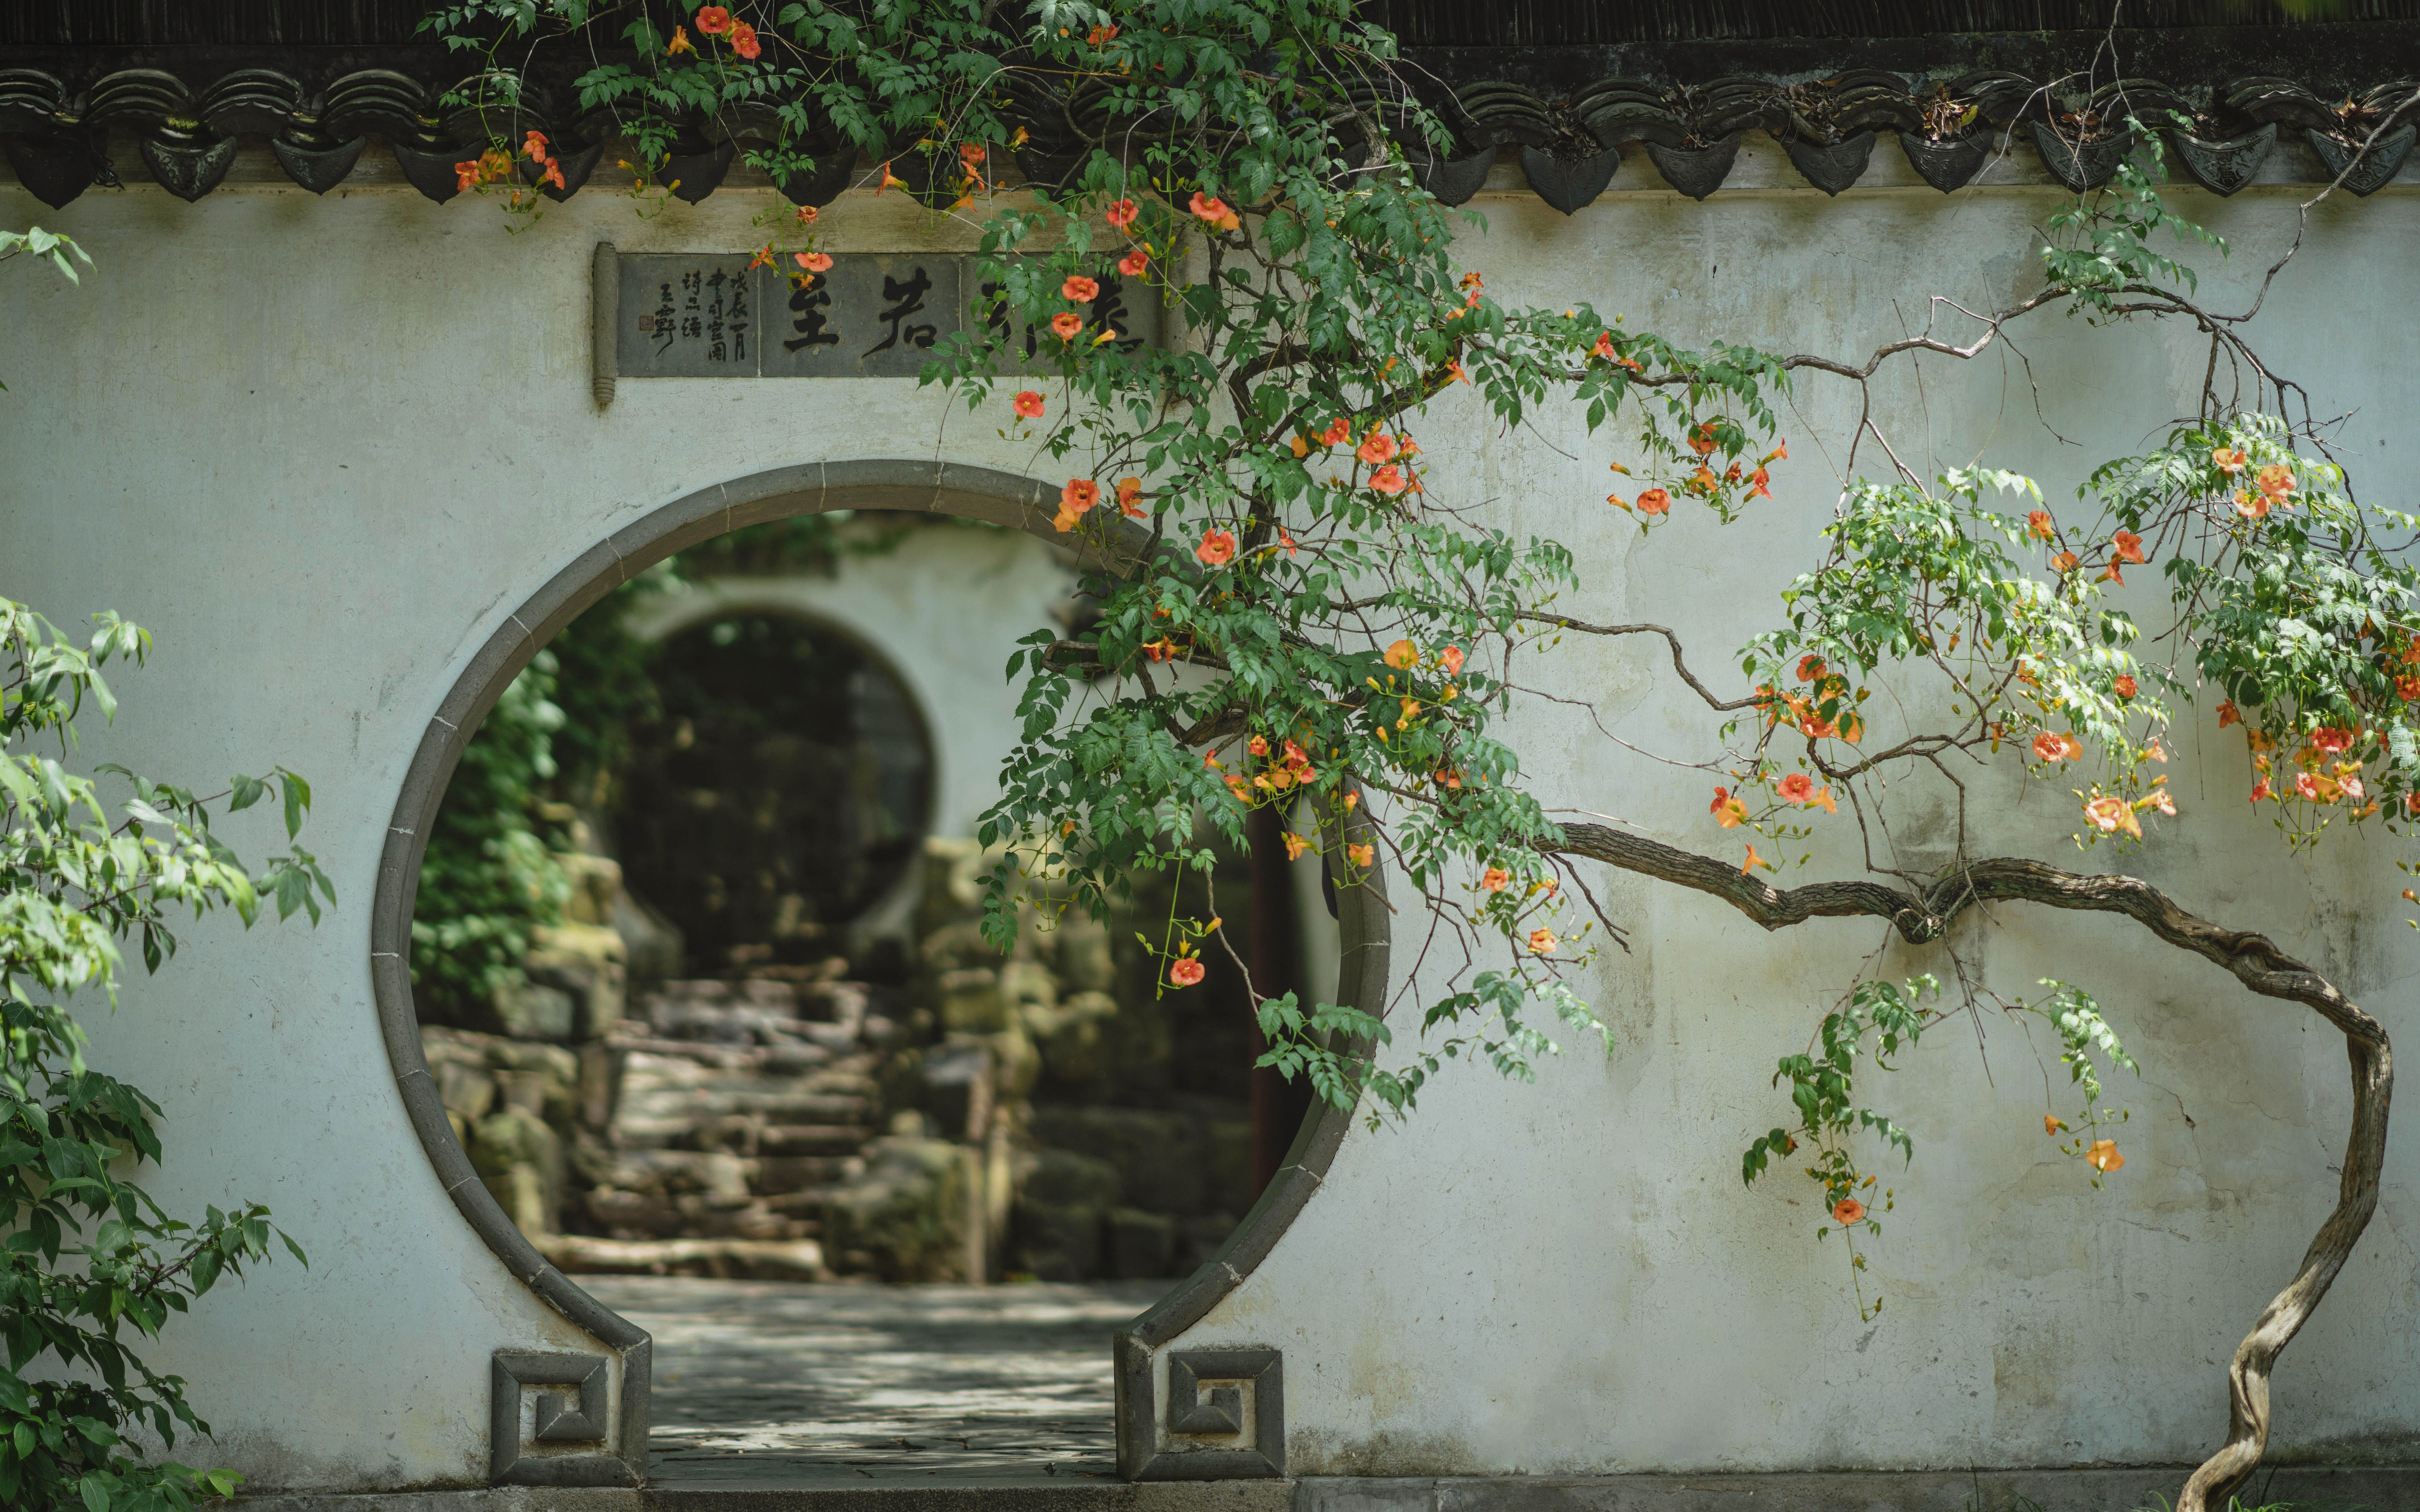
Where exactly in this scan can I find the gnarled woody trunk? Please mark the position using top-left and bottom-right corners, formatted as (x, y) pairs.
(1550, 822), (2393, 1508)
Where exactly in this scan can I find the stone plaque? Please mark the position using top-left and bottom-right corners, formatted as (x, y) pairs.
(608, 253), (1158, 379)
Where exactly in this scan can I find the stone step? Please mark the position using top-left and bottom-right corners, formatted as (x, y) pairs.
(616, 1057), (877, 1099)
(613, 1082), (877, 1122)
(756, 1154), (863, 1193)
(762, 1188), (843, 1217)
(760, 1123), (879, 1157)
(615, 1116), (878, 1152)
(583, 1180), (824, 1237)
(646, 1003), (821, 1045)
(618, 1089), (875, 1126)
(647, 977), (806, 1007)
(611, 1034), (835, 1072)
(618, 1056), (864, 1093)
(597, 1147), (755, 1195)
(624, 1060), (871, 1098)
(539, 1232), (827, 1282)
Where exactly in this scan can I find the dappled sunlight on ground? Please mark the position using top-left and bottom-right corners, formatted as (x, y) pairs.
(584, 1276), (1168, 1486)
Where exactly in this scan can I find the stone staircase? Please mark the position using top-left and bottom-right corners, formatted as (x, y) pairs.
(433, 834), (1270, 1287)
(559, 974), (901, 1277)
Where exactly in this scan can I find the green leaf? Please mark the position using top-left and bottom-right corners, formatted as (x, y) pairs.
(280, 773), (306, 839)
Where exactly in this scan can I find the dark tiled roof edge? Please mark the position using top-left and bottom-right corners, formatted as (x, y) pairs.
(1, 49), (2414, 209)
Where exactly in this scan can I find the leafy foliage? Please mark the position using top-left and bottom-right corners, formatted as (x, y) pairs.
(2023, 980), (2137, 1184)
(0, 227), (90, 392)
(0, 226), (89, 286)
(1738, 975), (1939, 1320)
(2041, 125), (2219, 321)
(422, 0), (1023, 192)
(1, 600), (325, 1511)
(408, 653), (573, 1022)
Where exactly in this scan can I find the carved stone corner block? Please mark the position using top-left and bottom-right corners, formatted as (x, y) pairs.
(1129, 1346), (1285, 1481)
(491, 1350), (631, 1487)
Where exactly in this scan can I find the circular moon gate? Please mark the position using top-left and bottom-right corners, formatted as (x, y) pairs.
(369, 459), (1391, 1486)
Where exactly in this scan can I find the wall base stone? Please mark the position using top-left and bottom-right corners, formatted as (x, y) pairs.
(237, 1492), (645, 1512)
(236, 1480), (1293, 1512)
(1296, 1468), (2420, 1512)
(235, 1467), (2420, 1512)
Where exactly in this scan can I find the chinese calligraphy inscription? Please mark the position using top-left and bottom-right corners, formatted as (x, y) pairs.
(609, 252), (1158, 380)
(759, 255), (963, 378)
(615, 255), (757, 378)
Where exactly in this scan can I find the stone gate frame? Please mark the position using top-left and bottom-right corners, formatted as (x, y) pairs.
(369, 459), (1391, 1486)
(615, 587), (944, 956)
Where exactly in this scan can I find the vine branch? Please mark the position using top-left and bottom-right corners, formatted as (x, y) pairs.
(1550, 821), (2390, 1511)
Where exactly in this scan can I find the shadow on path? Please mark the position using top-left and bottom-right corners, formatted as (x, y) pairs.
(581, 1276), (1169, 1488)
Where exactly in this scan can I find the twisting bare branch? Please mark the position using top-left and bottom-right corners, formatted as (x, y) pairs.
(1547, 822), (2390, 1512)
(1512, 616), (1761, 712)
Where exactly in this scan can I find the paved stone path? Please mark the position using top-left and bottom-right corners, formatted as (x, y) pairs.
(582, 1276), (1169, 1487)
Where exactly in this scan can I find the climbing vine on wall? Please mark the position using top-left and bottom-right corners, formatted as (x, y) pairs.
(423, 2), (2420, 1503)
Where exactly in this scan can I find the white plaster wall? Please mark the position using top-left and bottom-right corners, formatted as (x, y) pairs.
(1, 163), (2414, 1489)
